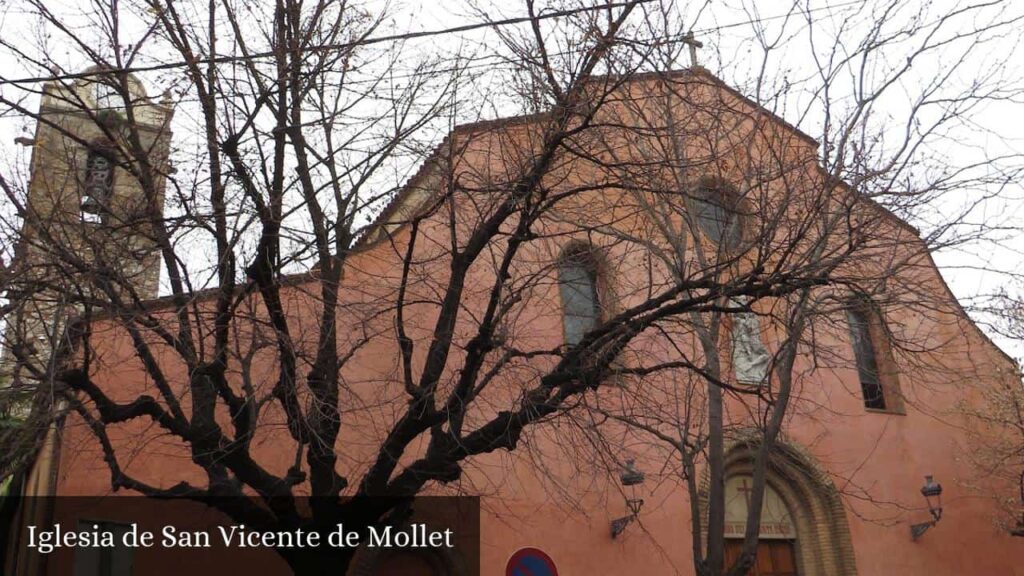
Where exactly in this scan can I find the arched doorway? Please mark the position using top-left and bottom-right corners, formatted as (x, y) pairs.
(704, 440), (858, 576)
(723, 475), (798, 576)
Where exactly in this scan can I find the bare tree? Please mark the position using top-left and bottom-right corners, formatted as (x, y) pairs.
(0, 1), (1022, 575)
(961, 291), (1024, 537)
(0, 0), (668, 573)
(529, 1), (1024, 575)
(0, 0), (458, 571)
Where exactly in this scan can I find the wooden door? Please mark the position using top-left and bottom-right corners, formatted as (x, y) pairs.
(724, 539), (798, 576)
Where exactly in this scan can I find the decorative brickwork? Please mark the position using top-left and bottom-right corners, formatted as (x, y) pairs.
(699, 437), (859, 576)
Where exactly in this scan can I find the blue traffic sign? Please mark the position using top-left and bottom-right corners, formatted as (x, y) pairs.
(506, 547), (558, 576)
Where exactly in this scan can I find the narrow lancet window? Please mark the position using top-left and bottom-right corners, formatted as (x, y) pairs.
(846, 300), (887, 410)
(559, 247), (601, 346)
(81, 149), (114, 220)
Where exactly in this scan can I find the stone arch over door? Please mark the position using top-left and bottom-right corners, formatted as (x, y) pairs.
(705, 440), (858, 576)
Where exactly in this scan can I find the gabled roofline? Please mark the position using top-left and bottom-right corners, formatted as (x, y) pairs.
(358, 67), (822, 245)
(590, 66), (821, 147)
(82, 66), (1016, 374)
(103, 67), (899, 314)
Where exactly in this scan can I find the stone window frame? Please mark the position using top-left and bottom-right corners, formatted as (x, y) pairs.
(686, 175), (749, 251)
(93, 76), (122, 112)
(556, 242), (611, 347)
(80, 141), (117, 224)
(844, 296), (905, 414)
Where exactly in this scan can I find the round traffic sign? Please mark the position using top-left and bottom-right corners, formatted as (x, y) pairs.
(506, 547), (558, 576)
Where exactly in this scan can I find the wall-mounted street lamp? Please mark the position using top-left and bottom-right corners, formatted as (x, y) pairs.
(910, 475), (943, 541)
(611, 460), (645, 539)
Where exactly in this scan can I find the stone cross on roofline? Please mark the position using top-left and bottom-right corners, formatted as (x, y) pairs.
(682, 31), (703, 67)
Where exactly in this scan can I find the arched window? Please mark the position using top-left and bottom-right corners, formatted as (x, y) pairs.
(81, 148), (114, 221)
(93, 77), (121, 111)
(845, 297), (902, 412)
(558, 246), (601, 346)
(690, 177), (743, 248)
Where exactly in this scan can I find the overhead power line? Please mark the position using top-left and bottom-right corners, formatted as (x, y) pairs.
(0, 0), (651, 87)
(0, 0), (871, 91)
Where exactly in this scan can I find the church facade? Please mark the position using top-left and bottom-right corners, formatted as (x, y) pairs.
(3, 67), (1023, 576)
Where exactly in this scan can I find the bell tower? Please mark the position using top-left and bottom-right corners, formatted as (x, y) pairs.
(0, 67), (171, 402)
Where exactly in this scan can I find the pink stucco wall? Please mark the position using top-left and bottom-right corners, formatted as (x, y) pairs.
(41, 70), (1024, 575)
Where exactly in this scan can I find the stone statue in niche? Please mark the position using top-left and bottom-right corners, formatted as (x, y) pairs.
(730, 297), (770, 384)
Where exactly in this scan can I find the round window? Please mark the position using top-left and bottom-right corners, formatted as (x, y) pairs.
(690, 179), (743, 248)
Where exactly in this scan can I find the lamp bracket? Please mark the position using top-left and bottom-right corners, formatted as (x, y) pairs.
(911, 520), (936, 541)
(611, 515), (633, 539)
(611, 498), (645, 539)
